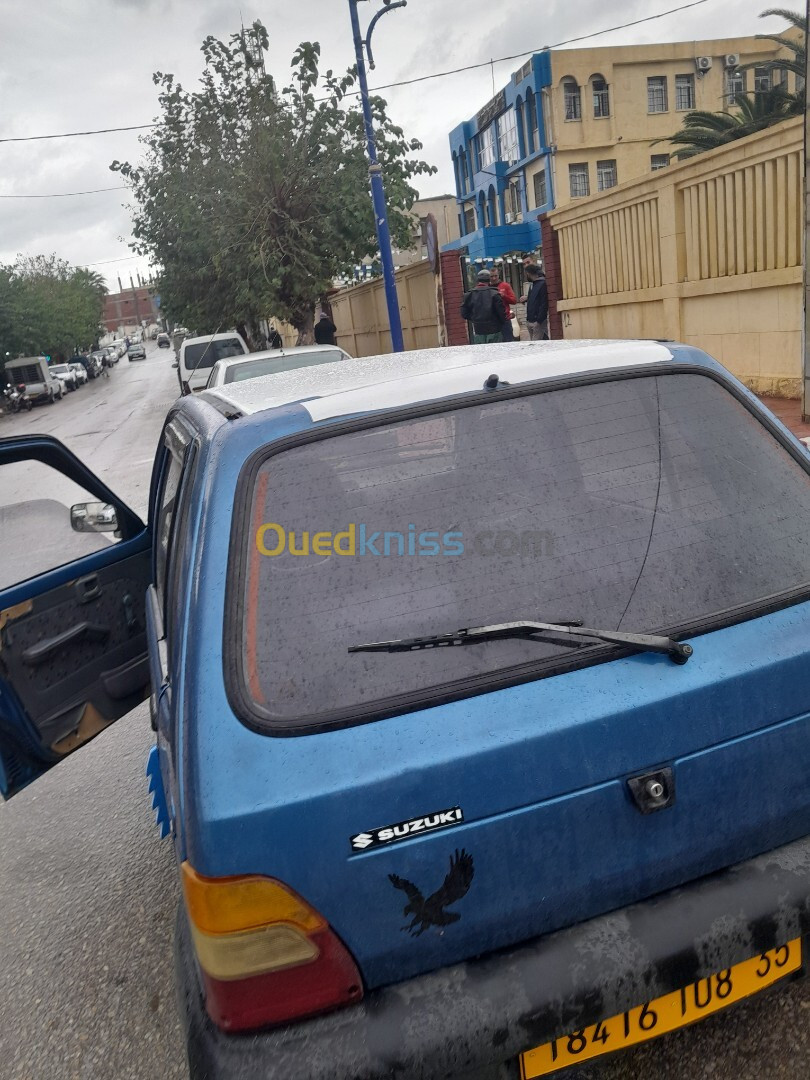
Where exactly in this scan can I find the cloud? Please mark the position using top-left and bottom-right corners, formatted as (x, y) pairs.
(0, 0), (772, 283)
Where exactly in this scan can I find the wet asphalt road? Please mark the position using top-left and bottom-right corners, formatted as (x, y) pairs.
(1, 342), (810, 1080)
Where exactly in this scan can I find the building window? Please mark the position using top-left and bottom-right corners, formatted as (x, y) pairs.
(726, 68), (746, 100)
(592, 77), (610, 118)
(526, 89), (539, 152)
(647, 76), (668, 113)
(596, 159), (617, 191)
(508, 179), (522, 219)
(675, 74), (694, 111)
(478, 124), (496, 170)
(497, 109), (519, 165)
(569, 163), (589, 198)
(533, 167), (548, 208)
(754, 66), (771, 93)
(772, 67), (788, 90)
(651, 153), (670, 170)
(563, 79), (582, 121)
(464, 206), (476, 235)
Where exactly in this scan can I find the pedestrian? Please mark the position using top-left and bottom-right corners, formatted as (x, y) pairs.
(524, 264), (549, 341)
(102, 353), (111, 378)
(314, 312), (337, 346)
(489, 266), (517, 341)
(461, 269), (508, 344)
(267, 325), (283, 349)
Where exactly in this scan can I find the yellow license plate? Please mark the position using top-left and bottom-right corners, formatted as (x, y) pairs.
(520, 937), (802, 1078)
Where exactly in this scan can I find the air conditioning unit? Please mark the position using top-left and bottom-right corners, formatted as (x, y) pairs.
(505, 212), (514, 224)
(724, 53), (740, 69)
(695, 55), (713, 72)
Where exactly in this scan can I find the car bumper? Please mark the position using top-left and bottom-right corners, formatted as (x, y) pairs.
(175, 833), (810, 1080)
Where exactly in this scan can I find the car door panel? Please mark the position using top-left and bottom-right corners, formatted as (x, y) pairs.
(0, 549), (151, 746)
(0, 434), (153, 798)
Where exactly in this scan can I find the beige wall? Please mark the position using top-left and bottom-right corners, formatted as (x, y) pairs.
(548, 34), (798, 209)
(330, 260), (441, 357)
(548, 116), (803, 397)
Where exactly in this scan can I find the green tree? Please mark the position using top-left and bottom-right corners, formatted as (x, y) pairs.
(0, 255), (107, 381)
(662, 86), (799, 160)
(111, 23), (435, 343)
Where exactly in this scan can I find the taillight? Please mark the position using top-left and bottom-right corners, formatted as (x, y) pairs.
(181, 863), (364, 1032)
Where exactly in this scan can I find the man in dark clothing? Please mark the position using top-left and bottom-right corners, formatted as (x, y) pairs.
(524, 265), (549, 341)
(461, 269), (508, 344)
(314, 312), (337, 345)
(490, 267), (517, 341)
(267, 325), (283, 349)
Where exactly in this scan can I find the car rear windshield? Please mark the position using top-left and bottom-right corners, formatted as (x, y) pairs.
(233, 371), (810, 731)
(225, 349), (344, 384)
(184, 338), (244, 370)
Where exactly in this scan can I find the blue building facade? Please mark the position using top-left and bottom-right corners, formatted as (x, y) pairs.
(443, 52), (553, 264)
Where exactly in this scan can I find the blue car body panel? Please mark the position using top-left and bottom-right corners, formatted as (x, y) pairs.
(152, 347), (810, 991)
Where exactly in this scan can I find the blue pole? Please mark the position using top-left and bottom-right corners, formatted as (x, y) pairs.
(348, 0), (405, 353)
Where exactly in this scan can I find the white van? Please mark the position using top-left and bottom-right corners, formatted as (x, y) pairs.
(4, 356), (64, 404)
(177, 331), (249, 393)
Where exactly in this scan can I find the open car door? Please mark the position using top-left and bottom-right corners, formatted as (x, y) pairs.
(0, 436), (151, 798)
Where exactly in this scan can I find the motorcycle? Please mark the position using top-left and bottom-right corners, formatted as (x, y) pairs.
(4, 383), (33, 413)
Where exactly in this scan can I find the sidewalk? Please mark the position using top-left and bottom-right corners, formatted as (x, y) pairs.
(758, 396), (810, 443)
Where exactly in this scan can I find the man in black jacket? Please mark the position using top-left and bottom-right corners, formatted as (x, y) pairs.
(524, 264), (549, 340)
(461, 269), (508, 344)
(314, 312), (338, 345)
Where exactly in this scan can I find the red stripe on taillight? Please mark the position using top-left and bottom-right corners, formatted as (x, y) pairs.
(200, 927), (364, 1032)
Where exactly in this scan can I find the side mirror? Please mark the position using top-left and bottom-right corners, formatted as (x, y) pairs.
(71, 502), (119, 533)
(172, 361), (179, 368)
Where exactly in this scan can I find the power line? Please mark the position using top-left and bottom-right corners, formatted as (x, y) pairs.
(0, 0), (712, 145)
(0, 123), (156, 144)
(0, 185), (126, 198)
(82, 254), (142, 266)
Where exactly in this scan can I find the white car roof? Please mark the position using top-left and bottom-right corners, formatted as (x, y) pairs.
(203, 340), (674, 422)
(182, 332), (243, 347)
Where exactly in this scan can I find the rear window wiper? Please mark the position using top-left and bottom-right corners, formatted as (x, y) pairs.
(349, 620), (693, 665)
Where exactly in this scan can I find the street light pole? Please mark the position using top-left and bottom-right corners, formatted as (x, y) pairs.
(348, 0), (406, 353)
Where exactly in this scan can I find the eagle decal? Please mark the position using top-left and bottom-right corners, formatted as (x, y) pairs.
(388, 849), (475, 936)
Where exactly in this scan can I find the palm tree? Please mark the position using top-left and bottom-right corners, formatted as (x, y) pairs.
(661, 8), (805, 160)
(662, 87), (798, 159)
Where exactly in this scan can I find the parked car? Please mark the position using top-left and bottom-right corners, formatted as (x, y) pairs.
(3, 356), (64, 403)
(130, 332), (142, 345)
(178, 330), (249, 394)
(5, 341), (810, 1080)
(69, 362), (88, 386)
(127, 343), (147, 361)
(204, 344), (352, 389)
(48, 363), (79, 392)
(103, 347), (119, 365)
(110, 339), (127, 358)
(157, 332), (171, 349)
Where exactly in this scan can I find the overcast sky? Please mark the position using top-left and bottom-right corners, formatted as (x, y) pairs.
(0, 0), (785, 291)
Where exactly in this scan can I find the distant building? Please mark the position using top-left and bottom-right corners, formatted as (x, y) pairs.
(443, 32), (797, 270)
(392, 195), (461, 267)
(546, 33), (798, 211)
(444, 52), (553, 264)
(102, 282), (161, 334)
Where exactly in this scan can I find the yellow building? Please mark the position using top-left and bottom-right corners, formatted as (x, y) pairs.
(545, 33), (800, 210)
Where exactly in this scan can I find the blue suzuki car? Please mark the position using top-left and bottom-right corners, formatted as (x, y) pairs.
(3, 340), (810, 1079)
